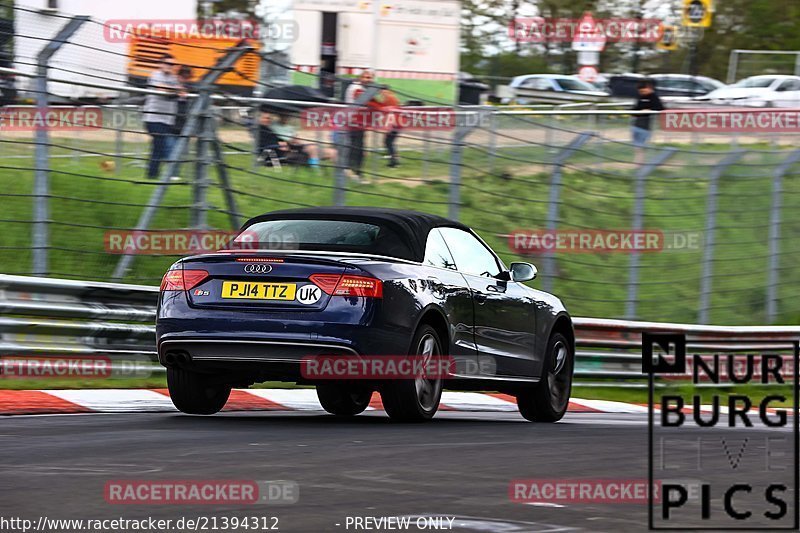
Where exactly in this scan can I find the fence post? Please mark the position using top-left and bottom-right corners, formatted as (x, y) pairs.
(114, 105), (124, 176)
(252, 101), (260, 169)
(333, 132), (348, 206)
(448, 112), (473, 221)
(32, 15), (89, 276)
(766, 148), (800, 322)
(625, 148), (676, 319)
(487, 109), (497, 175)
(209, 118), (242, 229)
(726, 50), (738, 84)
(698, 151), (743, 324)
(112, 42), (253, 280)
(421, 130), (431, 178)
(541, 133), (592, 293)
(191, 104), (212, 229)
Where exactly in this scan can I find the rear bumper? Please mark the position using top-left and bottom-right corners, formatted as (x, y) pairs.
(158, 337), (357, 365)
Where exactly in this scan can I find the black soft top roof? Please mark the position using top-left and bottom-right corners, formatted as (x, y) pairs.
(242, 207), (471, 262)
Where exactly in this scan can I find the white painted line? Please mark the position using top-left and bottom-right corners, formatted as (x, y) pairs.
(12, 390), (664, 417)
(42, 389), (177, 413)
(244, 389), (324, 410)
(440, 392), (519, 411)
(569, 398), (649, 414)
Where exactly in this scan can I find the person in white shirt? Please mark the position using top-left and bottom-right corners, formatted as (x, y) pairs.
(142, 54), (179, 179)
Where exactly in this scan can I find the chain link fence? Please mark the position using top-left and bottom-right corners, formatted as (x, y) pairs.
(1, 9), (800, 327)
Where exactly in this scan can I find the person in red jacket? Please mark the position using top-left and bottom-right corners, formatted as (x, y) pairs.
(378, 89), (401, 168)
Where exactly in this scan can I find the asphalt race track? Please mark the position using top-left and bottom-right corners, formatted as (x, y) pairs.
(1, 409), (795, 532)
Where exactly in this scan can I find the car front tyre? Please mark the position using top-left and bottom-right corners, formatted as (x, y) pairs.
(317, 384), (372, 416)
(167, 367), (231, 415)
(380, 324), (444, 423)
(517, 332), (574, 422)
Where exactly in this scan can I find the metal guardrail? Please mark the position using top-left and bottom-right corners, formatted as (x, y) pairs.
(0, 274), (157, 359)
(2, 275), (798, 384)
(574, 317), (800, 384)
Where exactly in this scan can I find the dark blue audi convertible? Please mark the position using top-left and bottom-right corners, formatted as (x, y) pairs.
(157, 207), (574, 422)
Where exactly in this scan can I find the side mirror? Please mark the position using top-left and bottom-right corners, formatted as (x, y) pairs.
(509, 262), (537, 282)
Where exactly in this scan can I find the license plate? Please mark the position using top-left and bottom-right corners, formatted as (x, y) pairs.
(221, 281), (297, 300)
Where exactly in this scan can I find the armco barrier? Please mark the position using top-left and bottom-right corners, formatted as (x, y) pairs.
(1, 274), (798, 385)
(0, 274), (157, 360)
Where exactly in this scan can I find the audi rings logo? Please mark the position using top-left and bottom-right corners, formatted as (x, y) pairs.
(244, 264), (273, 274)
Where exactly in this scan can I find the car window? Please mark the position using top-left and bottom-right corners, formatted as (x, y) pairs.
(520, 78), (548, 90)
(438, 227), (501, 277)
(733, 77), (778, 88)
(423, 229), (457, 270)
(702, 78), (725, 90)
(777, 79), (800, 91)
(556, 78), (595, 92)
(235, 219), (415, 260)
(689, 81), (708, 93)
(656, 78), (682, 91)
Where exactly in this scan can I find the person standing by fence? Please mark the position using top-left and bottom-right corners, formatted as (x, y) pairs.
(170, 65), (193, 180)
(344, 70), (376, 182)
(631, 79), (664, 163)
(142, 54), (179, 179)
(380, 89), (401, 168)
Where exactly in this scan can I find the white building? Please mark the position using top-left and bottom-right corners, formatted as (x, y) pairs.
(13, 0), (461, 102)
(282, 0), (461, 102)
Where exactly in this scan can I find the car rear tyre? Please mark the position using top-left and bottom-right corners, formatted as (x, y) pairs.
(167, 367), (231, 415)
(380, 324), (444, 423)
(517, 332), (573, 422)
(317, 384), (372, 416)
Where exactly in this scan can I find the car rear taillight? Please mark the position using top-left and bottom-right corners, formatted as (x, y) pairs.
(309, 273), (383, 298)
(160, 269), (209, 291)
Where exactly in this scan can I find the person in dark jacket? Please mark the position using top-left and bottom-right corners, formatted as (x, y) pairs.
(173, 66), (193, 135)
(631, 79), (664, 160)
(170, 65), (193, 179)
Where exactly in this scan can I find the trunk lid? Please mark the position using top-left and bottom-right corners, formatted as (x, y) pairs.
(180, 253), (354, 311)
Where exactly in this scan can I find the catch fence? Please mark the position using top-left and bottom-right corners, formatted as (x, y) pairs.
(1, 9), (800, 326)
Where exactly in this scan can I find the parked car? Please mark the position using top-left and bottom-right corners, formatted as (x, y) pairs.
(508, 74), (609, 104)
(698, 75), (800, 107)
(157, 207), (575, 423)
(609, 73), (724, 100)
